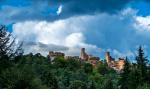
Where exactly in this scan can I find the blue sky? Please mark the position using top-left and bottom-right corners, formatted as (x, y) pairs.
(1, 0), (150, 60)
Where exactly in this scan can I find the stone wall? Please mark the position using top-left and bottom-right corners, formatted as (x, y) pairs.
(105, 52), (125, 72)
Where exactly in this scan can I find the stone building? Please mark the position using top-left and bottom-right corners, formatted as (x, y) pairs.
(80, 48), (100, 66)
(48, 51), (65, 62)
(65, 56), (80, 60)
(80, 48), (89, 61)
(105, 52), (125, 72)
(88, 56), (101, 66)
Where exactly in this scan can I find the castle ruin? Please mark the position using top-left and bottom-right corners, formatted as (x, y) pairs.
(105, 52), (125, 72)
(48, 51), (65, 61)
(80, 48), (100, 66)
(47, 48), (125, 71)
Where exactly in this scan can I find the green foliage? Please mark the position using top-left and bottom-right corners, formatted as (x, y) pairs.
(119, 58), (130, 89)
(66, 58), (81, 71)
(41, 70), (58, 89)
(97, 60), (108, 75)
(136, 46), (148, 83)
(127, 46), (149, 89)
(0, 33), (150, 89)
(88, 81), (96, 89)
(102, 78), (114, 89)
(137, 83), (150, 89)
(0, 66), (43, 89)
(52, 56), (67, 68)
(68, 80), (87, 89)
(0, 25), (23, 73)
(128, 65), (139, 89)
(83, 63), (93, 74)
(97, 61), (116, 75)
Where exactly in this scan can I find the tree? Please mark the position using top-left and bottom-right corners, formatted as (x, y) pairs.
(128, 64), (139, 89)
(136, 46), (148, 84)
(128, 46), (149, 89)
(67, 58), (81, 71)
(68, 80), (87, 89)
(89, 81), (96, 89)
(41, 69), (58, 89)
(52, 56), (67, 68)
(0, 66), (43, 89)
(102, 78), (114, 89)
(137, 83), (150, 89)
(0, 25), (23, 73)
(83, 63), (93, 74)
(119, 57), (130, 89)
(97, 60), (108, 75)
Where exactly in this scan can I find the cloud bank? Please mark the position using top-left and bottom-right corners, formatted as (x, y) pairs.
(1, 1), (150, 59)
(11, 8), (150, 58)
(12, 19), (101, 56)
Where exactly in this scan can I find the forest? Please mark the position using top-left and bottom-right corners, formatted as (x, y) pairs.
(0, 25), (150, 89)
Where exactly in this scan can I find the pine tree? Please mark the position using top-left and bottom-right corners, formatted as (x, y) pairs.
(41, 70), (58, 89)
(119, 57), (130, 89)
(128, 65), (139, 89)
(128, 46), (149, 89)
(136, 46), (148, 84)
(89, 81), (96, 89)
(0, 25), (12, 72)
(102, 78), (114, 89)
(0, 25), (23, 73)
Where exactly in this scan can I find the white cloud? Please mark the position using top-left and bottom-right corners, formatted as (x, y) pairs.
(12, 18), (101, 56)
(12, 8), (150, 58)
(135, 15), (150, 31)
(121, 7), (137, 16)
(57, 5), (62, 15)
(112, 49), (134, 58)
(65, 33), (85, 47)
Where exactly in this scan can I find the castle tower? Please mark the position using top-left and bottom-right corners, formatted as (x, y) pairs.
(80, 48), (85, 60)
(105, 52), (111, 63)
(80, 48), (88, 61)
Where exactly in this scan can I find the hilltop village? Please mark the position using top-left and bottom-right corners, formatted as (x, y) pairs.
(48, 48), (125, 72)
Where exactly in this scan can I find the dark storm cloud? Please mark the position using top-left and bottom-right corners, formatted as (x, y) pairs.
(37, 0), (131, 14)
(60, 0), (131, 15)
(23, 42), (69, 52)
(0, 0), (132, 24)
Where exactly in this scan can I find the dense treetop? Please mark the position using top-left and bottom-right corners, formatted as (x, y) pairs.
(0, 25), (150, 89)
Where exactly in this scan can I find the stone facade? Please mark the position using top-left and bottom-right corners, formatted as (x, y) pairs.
(47, 49), (125, 71)
(80, 48), (100, 66)
(65, 56), (80, 60)
(49, 51), (65, 57)
(48, 51), (65, 61)
(105, 52), (125, 72)
(88, 56), (100, 66)
(80, 48), (89, 61)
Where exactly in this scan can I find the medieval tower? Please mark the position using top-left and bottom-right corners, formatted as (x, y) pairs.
(105, 52), (111, 63)
(80, 48), (89, 61)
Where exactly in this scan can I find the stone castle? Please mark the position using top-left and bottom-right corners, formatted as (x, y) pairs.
(48, 48), (125, 71)
(48, 51), (65, 61)
(80, 48), (100, 66)
(105, 52), (125, 72)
